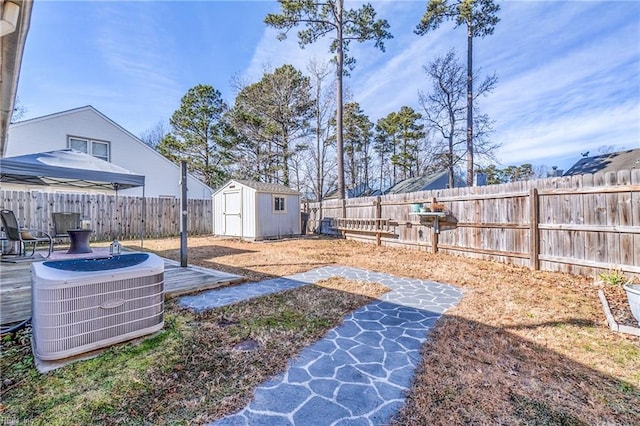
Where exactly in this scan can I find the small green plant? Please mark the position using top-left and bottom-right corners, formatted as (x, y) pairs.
(598, 268), (628, 286)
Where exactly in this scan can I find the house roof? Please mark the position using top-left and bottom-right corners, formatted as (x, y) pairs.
(11, 105), (143, 144)
(324, 183), (380, 200)
(1, 0), (33, 157)
(563, 148), (640, 176)
(222, 180), (299, 195)
(386, 170), (464, 194)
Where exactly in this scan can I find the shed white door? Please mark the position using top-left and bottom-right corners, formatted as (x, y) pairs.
(223, 190), (242, 236)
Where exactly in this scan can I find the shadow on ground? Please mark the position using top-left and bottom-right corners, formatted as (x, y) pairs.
(392, 315), (639, 425)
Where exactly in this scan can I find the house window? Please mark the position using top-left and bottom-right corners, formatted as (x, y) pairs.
(69, 137), (88, 153)
(68, 137), (110, 161)
(91, 141), (109, 161)
(273, 196), (285, 213)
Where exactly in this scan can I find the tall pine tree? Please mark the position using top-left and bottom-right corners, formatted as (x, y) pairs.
(416, 0), (500, 185)
(266, 0), (391, 199)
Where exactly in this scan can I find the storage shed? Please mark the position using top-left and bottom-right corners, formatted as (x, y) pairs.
(213, 180), (301, 240)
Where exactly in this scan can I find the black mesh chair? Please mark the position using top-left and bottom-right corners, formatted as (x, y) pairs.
(52, 212), (81, 242)
(0, 209), (53, 257)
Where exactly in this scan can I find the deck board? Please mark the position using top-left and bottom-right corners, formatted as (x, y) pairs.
(0, 253), (244, 325)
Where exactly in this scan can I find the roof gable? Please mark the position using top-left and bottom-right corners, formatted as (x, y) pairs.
(9, 105), (214, 193)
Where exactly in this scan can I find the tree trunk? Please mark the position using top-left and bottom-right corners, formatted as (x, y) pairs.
(379, 152), (384, 192)
(392, 139), (397, 185)
(315, 83), (322, 201)
(448, 134), (455, 188)
(363, 142), (369, 189)
(466, 24), (474, 187)
(336, 0), (345, 199)
(281, 125), (290, 186)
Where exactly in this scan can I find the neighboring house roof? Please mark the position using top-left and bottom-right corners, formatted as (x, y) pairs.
(1, 0), (33, 157)
(324, 183), (380, 200)
(563, 148), (640, 176)
(11, 105), (145, 144)
(386, 170), (465, 194)
(219, 179), (300, 195)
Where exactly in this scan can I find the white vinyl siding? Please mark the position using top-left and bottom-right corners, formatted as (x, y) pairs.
(213, 180), (300, 240)
(7, 106), (213, 199)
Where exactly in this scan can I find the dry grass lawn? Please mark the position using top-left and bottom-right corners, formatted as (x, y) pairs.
(139, 235), (639, 424)
(2, 234), (637, 424)
(1, 277), (388, 424)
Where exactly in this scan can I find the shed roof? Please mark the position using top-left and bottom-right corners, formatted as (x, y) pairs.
(221, 180), (299, 195)
(563, 148), (640, 176)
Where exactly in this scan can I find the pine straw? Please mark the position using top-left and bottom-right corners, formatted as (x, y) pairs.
(138, 235), (639, 424)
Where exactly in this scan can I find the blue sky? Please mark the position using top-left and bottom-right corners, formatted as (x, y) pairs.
(16, 0), (640, 172)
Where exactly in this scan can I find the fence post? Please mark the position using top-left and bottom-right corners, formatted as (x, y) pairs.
(430, 197), (439, 253)
(180, 161), (188, 267)
(375, 196), (382, 246)
(431, 225), (439, 254)
(530, 187), (539, 270)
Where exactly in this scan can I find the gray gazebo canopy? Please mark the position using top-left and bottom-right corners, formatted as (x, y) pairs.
(0, 149), (146, 246)
(0, 149), (145, 190)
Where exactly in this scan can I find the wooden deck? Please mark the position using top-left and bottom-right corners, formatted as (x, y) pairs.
(0, 252), (244, 325)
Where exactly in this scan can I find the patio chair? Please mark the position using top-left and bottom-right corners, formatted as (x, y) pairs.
(0, 209), (53, 257)
(52, 212), (81, 242)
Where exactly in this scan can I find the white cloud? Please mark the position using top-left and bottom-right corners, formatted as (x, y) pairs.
(243, 27), (333, 86)
(495, 101), (640, 165)
(20, 0), (636, 158)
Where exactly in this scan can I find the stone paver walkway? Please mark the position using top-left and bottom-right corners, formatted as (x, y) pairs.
(179, 266), (463, 426)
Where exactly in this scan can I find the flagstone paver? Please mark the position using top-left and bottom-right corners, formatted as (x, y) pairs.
(178, 266), (463, 425)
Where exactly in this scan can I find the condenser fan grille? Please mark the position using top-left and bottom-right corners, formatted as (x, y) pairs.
(31, 254), (165, 361)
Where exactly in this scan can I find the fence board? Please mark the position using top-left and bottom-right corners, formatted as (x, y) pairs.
(632, 170), (640, 271)
(307, 170), (639, 278)
(1, 191), (212, 241)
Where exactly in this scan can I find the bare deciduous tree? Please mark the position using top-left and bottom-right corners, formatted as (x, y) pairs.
(420, 49), (498, 188)
(416, 0), (500, 185)
(139, 120), (170, 149)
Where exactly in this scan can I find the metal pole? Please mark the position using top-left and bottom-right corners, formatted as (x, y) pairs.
(140, 185), (145, 249)
(180, 161), (188, 267)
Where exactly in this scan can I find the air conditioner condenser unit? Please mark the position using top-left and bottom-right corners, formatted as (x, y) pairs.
(31, 253), (164, 361)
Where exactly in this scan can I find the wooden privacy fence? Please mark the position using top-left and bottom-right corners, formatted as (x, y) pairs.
(1, 190), (212, 241)
(304, 169), (640, 277)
